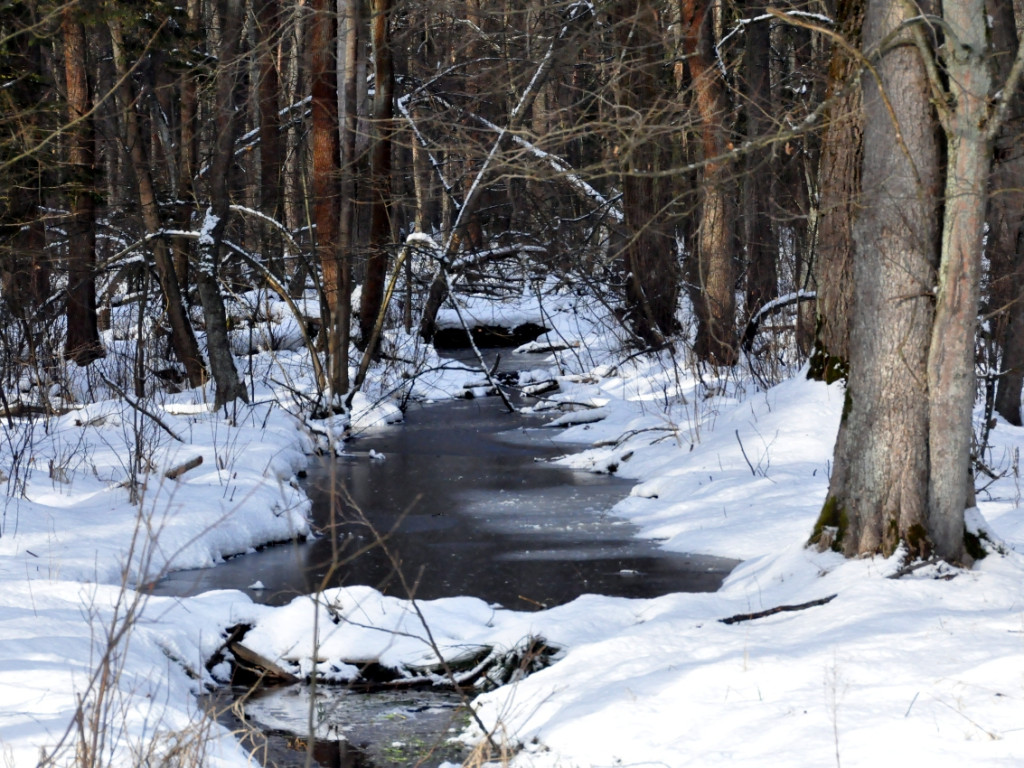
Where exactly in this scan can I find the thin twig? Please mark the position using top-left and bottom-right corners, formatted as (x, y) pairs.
(99, 374), (184, 443)
(735, 430), (757, 476)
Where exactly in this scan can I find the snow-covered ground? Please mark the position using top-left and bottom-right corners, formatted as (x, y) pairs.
(2, 292), (1023, 767)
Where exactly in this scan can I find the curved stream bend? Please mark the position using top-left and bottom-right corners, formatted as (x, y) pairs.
(154, 395), (737, 609)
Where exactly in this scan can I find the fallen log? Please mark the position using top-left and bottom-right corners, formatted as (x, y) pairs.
(164, 455), (203, 480)
(229, 641), (301, 684)
(719, 594), (837, 625)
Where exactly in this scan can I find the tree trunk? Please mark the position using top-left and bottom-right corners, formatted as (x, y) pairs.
(813, 0), (940, 558)
(109, 20), (206, 388)
(680, 0), (736, 365)
(987, 0), (1024, 425)
(257, 0), (285, 278)
(334, 0), (361, 394)
(173, 0), (201, 290)
(62, 6), (104, 366)
(197, 0), (249, 411)
(741, 0), (776, 322)
(613, 0), (678, 346)
(812, 0), (865, 369)
(311, 0), (347, 401)
(358, 0), (394, 351)
(926, 0), (992, 562)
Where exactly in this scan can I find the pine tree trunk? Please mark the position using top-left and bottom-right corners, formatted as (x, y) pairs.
(311, 0), (347, 401)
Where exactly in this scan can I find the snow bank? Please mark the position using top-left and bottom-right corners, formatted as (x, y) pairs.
(2, 289), (1023, 768)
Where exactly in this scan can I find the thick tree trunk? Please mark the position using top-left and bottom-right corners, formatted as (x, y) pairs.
(814, 0), (940, 558)
(358, 0), (394, 350)
(62, 7), (104, 366)
(812, 0), (865, 369)
(813, 9), (864, 365)
(680, 0), (736, 365)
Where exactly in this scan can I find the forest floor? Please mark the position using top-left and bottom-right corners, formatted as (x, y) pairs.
(1, 289), (1023, 767)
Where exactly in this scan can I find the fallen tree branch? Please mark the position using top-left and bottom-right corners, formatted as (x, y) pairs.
(99, 374), (184, 443)
(719, 594), (837, 625)
(164, 455), (203, 480)
(741, 290), (817, 352)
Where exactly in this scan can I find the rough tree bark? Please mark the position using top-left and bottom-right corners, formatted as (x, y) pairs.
(196, 0), (249, 411)
(812, 0), (940, 558)
(110, 20), (206, 388)
(815, 0), (1013, 562)
(680, 0), (737, 365)
(612, 0), (679, 347)
(358, 0), (394, 351)
(811, 0), (865, 370)
(62, 5), (104, 366)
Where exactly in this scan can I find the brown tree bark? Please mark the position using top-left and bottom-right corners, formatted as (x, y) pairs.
(987, 0), (1024, 425)
(358, 0), (394, 351)
(311, 0), (348, 400)
(741, 1), (776, 322)
(680, 0), (737, 365)
(62, 6), (104, 366)
(813, 0), (940, 558)
(109, 20), (206, 388)
(196, 0), (249, 411)
(812, 0), (865, 368)
(612, 0), (678, 346)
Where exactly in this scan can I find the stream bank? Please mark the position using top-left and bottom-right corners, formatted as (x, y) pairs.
(153, 396), (737, 609)
(152, 350), (739, 768)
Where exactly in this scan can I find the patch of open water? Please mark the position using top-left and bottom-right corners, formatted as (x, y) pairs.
(154, 350), (738, 767)
(155, 396), (735, 609)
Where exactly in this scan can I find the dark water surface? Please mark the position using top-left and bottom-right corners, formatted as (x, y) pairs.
(154, 365), (737, 609)
(156, 356), (739, 766)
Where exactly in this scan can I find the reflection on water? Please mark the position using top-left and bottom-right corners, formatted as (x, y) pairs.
(154, 377), (737, 609)
(203, 686), (468, 768)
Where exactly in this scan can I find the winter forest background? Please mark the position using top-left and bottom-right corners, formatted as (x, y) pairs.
(6, 0), (1024, 562)
(3, 4), (1024, 762)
